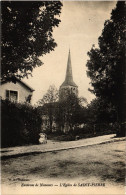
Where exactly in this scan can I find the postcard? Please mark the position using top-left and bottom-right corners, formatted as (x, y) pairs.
(1, 1), (125, 195)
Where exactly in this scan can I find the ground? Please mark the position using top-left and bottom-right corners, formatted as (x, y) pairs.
(1, 139), (125, 195)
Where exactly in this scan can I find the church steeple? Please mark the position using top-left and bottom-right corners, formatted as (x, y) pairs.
(61, 50), (77, 87)
(59, 50), (78, 101)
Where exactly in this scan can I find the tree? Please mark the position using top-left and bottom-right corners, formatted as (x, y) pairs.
(1, 1), (62, 80)
(86, 2), (126, 136)
(56, 92), (87, 132)
(38, 85), (59, 105)
(38, 85), (59, 132)
(86, 98), (117, 134)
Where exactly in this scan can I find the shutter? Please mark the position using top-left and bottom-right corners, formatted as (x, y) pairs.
(6, 90), (9, 99)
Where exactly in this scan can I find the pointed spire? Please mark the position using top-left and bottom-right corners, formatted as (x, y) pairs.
(65, 49), (73, 82)
(61, 50), (77, 87)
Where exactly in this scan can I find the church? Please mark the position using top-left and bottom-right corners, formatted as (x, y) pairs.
(59, 49), (78, 101)
(41, 50), (79, 133)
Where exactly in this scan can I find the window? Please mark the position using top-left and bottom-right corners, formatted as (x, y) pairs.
(6, 90), (18, 102)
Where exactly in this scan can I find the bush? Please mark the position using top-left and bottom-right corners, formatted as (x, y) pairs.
(1, 100), (42, 147)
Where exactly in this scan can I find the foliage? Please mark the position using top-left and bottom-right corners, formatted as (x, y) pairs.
(1, 1), (62, 80)
(38, 85), (59, 132)
(38, 88), (88, 133)
(47, 124), (115, 142)
(38, 85), (59, 105)
(87, 98), (117, 124)
(1, 99), (42, 147)
(86, 2), (126, 136)
(56, 92), (87, 131)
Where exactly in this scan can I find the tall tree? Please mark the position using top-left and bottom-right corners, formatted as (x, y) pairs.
(1, 1), (62, 80)
(86, 2), (126, 136)
(38, 85), (59, 132)
(38, 85), (59, 105)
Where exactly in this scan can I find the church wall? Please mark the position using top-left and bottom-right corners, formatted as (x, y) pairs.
(59, 85), (78, 101)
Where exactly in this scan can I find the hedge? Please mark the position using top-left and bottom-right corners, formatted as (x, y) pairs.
(1, 99), (42, 147)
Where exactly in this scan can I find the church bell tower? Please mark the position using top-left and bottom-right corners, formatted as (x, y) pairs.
(59, 50), (78, 101)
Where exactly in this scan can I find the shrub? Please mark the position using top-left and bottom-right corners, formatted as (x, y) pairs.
(1, 99), (42, 147)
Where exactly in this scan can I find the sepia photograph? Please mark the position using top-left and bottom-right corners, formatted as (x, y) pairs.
(0, 1), (126, 195)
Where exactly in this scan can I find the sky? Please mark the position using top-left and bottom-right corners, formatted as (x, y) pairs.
(23, 1), (116, 105)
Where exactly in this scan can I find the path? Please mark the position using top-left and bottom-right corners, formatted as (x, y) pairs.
(0, 134), (125, 158)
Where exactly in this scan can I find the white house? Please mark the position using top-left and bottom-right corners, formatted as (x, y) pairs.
(0, 78), (34, 104)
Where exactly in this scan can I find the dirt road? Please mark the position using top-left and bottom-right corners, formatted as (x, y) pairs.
(1, 139), (125, 195)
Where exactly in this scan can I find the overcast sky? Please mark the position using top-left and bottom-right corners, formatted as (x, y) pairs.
(23, 1), (116, 105)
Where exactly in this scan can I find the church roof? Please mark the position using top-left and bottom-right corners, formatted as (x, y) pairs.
(61, 50), (77, 88)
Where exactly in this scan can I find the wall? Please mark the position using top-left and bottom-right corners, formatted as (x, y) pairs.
(0, 81), (33, 103)
(59, 85), (78, 101)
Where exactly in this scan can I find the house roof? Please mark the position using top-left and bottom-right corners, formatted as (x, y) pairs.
(1, 77), (35, 92)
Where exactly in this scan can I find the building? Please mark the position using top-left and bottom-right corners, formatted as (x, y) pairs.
(58, 50), (78, 132)
(41, 50), (79, 133)
(59, 50), (78, 101)
(0, 78), (34, 103)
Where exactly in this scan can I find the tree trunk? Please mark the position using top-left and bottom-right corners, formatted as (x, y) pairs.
(117, 65), (126, 137)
